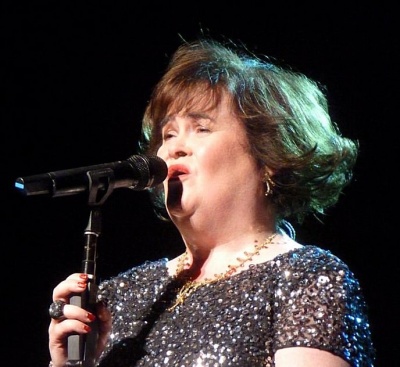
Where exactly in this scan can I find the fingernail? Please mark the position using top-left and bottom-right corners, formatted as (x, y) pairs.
(79, 274), (88, 280)
(77, 281), (87, 288)
(87, 313), (96, 322)
(83, 325), (91, 332)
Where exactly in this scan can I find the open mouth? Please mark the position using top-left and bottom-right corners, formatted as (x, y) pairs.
(168, 165), (189, 180)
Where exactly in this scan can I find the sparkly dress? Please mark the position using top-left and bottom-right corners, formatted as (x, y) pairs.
(96, 245), (375, 367)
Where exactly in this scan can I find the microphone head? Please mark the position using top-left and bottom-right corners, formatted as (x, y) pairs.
(127, 154), (168, 190)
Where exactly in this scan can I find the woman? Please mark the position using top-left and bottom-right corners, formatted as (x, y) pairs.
(48, 38), (375, 366)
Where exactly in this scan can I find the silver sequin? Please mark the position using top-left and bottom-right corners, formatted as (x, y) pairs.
(96, 246), (375, 366)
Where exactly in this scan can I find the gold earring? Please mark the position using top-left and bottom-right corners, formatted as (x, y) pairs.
(264, 173), (275, 197)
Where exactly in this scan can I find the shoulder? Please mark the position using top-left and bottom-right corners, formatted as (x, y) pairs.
(263, 233), (349, 273)
(275, 244), (351, 273)
(271, 244), (365, 308)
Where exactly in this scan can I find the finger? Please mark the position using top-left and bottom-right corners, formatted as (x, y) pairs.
(49, 318), (92, 343)
(52, 273), (89, 301)
(48, 318), (93, 367)
(49, 301), (96, 324)
(62, 303), (96, 323)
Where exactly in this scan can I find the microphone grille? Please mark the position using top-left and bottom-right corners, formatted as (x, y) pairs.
(127, 154), (167, 190)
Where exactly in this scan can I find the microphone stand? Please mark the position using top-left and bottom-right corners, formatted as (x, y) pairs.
(67, 168), (116, 367)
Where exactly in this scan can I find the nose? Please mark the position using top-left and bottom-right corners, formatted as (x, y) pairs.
(168, 133), (191, 159)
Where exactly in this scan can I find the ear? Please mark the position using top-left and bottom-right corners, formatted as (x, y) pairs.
(261, 166), (276, 198)
(260, 166), (275, 181)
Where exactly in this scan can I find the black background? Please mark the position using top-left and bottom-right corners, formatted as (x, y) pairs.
(2, 4), (397, 366)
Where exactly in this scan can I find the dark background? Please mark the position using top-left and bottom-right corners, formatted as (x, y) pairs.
(2, 4), (397, 366)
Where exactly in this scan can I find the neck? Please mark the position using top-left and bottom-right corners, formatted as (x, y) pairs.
(170, 191), (276, 248)
(178, 230), (279, 282)
(175, 212), (277, 256)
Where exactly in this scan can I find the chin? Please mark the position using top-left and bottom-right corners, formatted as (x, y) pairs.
(166, 201), (194, 219)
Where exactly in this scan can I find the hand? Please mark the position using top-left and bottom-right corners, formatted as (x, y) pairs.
(48, 273), (102, 367)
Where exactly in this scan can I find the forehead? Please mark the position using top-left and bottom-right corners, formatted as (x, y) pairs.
(170, 88), (217, 112)
(165, 87), (233, 120)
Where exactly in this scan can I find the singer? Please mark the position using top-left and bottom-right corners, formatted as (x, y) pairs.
(47, 38), (375, 366)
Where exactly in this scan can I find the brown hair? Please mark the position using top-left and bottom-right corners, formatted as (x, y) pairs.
(140, 38), (358, 225)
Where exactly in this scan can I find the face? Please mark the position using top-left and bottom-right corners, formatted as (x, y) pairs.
(156, 92), (264, 222)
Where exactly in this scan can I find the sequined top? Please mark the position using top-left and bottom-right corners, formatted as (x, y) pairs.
(96, 245), (375, 367)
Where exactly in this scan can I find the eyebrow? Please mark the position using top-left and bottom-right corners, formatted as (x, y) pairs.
(161, 111), (215, 128)
(187, 111), (215, 121)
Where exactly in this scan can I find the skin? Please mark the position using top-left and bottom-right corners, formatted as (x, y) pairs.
(158, 94), (277, 275)
(48, 92), (350, 367)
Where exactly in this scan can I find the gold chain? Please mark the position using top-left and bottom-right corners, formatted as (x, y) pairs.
(168, 233), (277, 311)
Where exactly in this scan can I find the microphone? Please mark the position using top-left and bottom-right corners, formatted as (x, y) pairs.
(14, 154), (168, 198)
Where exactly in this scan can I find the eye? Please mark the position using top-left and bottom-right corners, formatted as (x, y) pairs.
(196, 126), (210, 133)
(163, 132), (175, 140)
(162, 127), (177, 140)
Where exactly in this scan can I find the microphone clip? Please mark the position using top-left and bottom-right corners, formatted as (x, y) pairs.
(86, 168), (116, 206)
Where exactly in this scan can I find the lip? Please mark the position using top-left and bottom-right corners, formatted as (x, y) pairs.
(167, 164), (190, 180)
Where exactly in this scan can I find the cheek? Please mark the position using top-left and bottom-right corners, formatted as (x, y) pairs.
(196, 143), (236, 176)
(156, 145), (167, 159)
(204, 138), (246, 163)
(196, 143), (219, 167)
(205, 142), (257, 182)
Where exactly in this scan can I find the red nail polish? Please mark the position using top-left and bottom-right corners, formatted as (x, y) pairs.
(87, 313), (96, 322)
(77, 281), (87, 288)
(83, 325), (91, 332)
(79, 274), (88, 280)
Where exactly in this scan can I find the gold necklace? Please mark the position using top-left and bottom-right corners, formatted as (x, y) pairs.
(168, 233), (277, 311)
